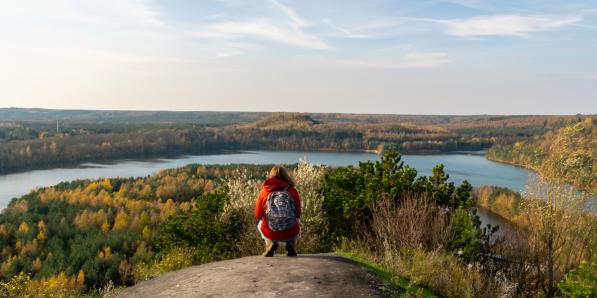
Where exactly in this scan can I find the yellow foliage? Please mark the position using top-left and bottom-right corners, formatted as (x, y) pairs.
(19, 240), (39, 257)
(488, 117), (596, 192)
(0, 272), (30, 297)
(112, 210), (130, 232)
(117, 185), (128, 197)
(125, 199), (145, 212)
(142, 226), (152, 241)
(139, 211), (151, 226)
(0, 256), (16, 276)
(17, 221), (29, 235)
(204, 180), (215, 191)
(0, 224), (9, 239)
(139, 184), (152, 198)
(36, 230), (46, 242)
(23, 271), (84, 297)
(98, 247), (113, 260)
(76, 270), (85, 286)
(133, 247), (194, 282)
(101, 221), (111, 234)
(74, 209), (108, 229)
(73, 210), (89, 229)
(179, 202), (191, 212)
(101, 178), (113, 191)
(9, 200), (28, 214)
(37, 220), (46, 231)
(158, 199), (177, 221)
(84, 182), (99, 193)
(32, 257), (42, 272)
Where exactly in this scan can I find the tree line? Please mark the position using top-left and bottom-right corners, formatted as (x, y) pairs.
(487, 117), (596, 193)
(2, 113), (588, 176)
(0, 128), (223, 173)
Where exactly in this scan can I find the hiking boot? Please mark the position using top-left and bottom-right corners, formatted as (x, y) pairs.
(286, 241), (297, 257)
(262, 240), (278, 257)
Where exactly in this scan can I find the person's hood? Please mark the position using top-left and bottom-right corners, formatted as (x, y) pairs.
(263, 177), (289, 192)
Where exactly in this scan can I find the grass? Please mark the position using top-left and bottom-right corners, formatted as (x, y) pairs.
(336, 251), (438, 298)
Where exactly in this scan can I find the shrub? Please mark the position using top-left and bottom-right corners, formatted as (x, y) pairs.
(0, 272), (30, 298)
(133, 247), (194, 282)
(370, 197), (450, 251)
(397, 248), (482, 297)
(558, 261), (597, 297)
(222, 170), (264, 256)
(448, 207), (485, 262)
(495, 178), (597, 297)
(154, 188), (241, 264)
(291, 161), (327, 252)
(0, 271), (85, 298)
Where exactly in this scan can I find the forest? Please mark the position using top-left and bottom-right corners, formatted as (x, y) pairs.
(0, 109), (585, 174)
(487, 117), (596, 193)
(0, 150), (594, 297)
(0, 128), (221, 173)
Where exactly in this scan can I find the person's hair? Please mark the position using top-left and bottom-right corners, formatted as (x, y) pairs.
(268, 165), (295, 187)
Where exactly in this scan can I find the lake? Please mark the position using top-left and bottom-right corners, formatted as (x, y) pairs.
(0, 150), (534, 209)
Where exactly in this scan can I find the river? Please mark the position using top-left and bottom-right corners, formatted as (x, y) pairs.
(0, 150), (534, 210)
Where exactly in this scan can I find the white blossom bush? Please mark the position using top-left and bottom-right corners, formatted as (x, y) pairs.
(291, 161), (327, 252)
(223, 162), (328, 254)
(223, 169), (264, 256)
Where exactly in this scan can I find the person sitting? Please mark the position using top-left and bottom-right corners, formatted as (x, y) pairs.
(255, 165), (301, 257)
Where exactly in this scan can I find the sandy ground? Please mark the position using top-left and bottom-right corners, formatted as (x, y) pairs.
(115, 253), (399, 297)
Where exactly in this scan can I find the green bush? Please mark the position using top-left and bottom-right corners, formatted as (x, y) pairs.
(319, 149), (486, 249)
(154, 188), (242, 264)
(558, 261), (597, 297)
(133, 247), (195, 282)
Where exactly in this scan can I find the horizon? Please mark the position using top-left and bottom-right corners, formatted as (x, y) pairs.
(1, 0), (596, 114)
(1, 106), (594, 117)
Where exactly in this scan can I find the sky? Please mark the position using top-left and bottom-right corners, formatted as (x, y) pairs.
(0, 0), (596, 115)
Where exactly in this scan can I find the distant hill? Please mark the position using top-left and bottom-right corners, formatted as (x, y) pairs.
(238, 112), (319, 129)
(0, 108), (267, 125)
(0, 107), (583, 128)
(487, 117), (596, 193)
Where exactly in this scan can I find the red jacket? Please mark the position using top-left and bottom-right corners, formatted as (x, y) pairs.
(255, 177), (301, 241)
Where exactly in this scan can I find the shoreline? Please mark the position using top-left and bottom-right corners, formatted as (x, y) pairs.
(486, 155), (597, 196)
(0, 147), (497, 177)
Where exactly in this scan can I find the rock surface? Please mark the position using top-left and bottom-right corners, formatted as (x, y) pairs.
(116, 253), (398, 297)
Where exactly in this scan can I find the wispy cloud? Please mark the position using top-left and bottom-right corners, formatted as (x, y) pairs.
(268, 0), (309, 28)
(191, 1), (328, 50)
(194, 21), (329, 49)
(0, 0), (166, 28)
(435, 0), (493, 10)
(321, 19), (371, 39)
(437, 14), (582, 37)
(304, 52), (451, 69)
(574, 23), (597, 30)
(0, 0), (175, 69)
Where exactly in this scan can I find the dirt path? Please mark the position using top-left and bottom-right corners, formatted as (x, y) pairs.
(116, 253), (399, 297)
